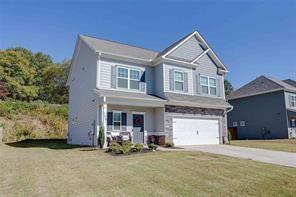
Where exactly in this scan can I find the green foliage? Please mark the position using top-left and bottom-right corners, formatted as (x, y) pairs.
(224, 79), (234, 96)
(0, 100), (68, 142)
(165, 142), (174, 148)
(108, 143), (122, 154)
(121, 141), (132, 154)
(98, 127), (105, 149)
(133, 143), (144, 152)
(148, 143), (158, 150)
(0, 47), (69, 104)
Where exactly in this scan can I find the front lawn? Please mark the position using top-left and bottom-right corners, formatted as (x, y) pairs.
(1, 139), (296, 196)
(230, 139), (296, 153)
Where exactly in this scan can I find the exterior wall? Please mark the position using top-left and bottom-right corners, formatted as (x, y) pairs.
(164, 63), (194, 95)
(228, 91), (289, 139)
(68, 40), (98, 146)
(154, 107), (165, 133)
(106, 105), (156, 133)
(195, 54), (224, 98)
(153, 63), (164, 97)
(168, 36), (204, 61)
(163, 56), (224, 98)
(98, 57), (153, 94)
(164, 105), (226, 143)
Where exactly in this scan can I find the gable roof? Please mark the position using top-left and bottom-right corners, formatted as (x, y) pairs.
(78, 31), (228, 71)
(283, 79), (296, 88)
(228, 75), (296, 100)
(80, 35), (159, 61)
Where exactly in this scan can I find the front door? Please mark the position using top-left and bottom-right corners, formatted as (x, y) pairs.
(132, 114), (144, 144)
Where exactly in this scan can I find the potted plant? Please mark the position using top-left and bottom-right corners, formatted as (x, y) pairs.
(98, 126), (105, 149)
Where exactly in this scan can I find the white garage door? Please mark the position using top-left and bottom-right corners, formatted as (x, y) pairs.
(173, 118), (220, 145)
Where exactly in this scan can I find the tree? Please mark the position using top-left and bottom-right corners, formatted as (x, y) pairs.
(0, 48), (38, 101)
(224, 79), (234, 96)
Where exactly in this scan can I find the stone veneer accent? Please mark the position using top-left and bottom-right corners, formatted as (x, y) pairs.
(164, 105), (228, 144)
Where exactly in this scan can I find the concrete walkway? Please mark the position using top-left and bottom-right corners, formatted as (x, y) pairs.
(161, 145), (296, 168)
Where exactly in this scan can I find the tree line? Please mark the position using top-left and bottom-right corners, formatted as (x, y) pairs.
(0, 47), (234, 104)
(0, 47), (69, 104)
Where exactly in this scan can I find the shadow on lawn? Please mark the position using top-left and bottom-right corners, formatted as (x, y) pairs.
(5, 139), (86, 150)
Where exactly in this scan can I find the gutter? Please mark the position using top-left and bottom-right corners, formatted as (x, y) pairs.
(96, 50), (153, 63)
(223, 105), (233, 116)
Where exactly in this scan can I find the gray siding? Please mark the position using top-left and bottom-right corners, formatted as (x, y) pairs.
(228, 91), (289, 139)
(168, 36), (204, 61)
(153, 63), (164, 97)
(99, 57), (153, 94)
(68, 40), (98, 146)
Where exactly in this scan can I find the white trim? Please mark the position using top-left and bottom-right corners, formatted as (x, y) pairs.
(112, 111), (122, 131)
(190, 48), (211, 63)
(132, 112), (146, 132)
(174, 70), (185, 92)
(200, 75), (217, 96)
(162, 31), (197, 58)
(116, 66), (142, 91)
(96, 52), (101, 88)
(97, 51), (152, 63)
(163, 57), (199, 67)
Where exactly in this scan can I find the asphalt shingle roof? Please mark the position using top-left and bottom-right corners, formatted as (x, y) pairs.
(228, 76), (296, 100)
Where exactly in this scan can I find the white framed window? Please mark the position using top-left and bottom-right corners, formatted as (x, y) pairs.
(113, 111), (121, 131)
(174, 70), (184, 91)
(290, 95), (296, 108)
(200, 76), (217, 95)
(117, 67), (128, 89)
(233, 121), (238, 127)
(117, 66), (142, 90)
(240, 121), (246, 127)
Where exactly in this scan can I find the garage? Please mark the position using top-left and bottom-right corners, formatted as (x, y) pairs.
(173, 118), (220, 145)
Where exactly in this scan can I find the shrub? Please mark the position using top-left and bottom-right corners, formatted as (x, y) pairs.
(148, 143), (158, 151)
(134, 143), (143, 152)
(121, 141), (132, 154)
(165, 142), (174, 148)
(98, 127), (105, 149)
(108, 143), (122, 154)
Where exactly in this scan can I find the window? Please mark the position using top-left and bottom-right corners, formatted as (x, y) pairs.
(233, 122), (238, 127)
(117, 67), (142, 90)
(130, 70), (140, 90)
(290, 95), (296, 108)
(117, 67), (128, 89)
(113, 112), (121, 131)
(174, 71), (184, 91)
(200, 76), (217, 95)
(240, 121), (246, 127)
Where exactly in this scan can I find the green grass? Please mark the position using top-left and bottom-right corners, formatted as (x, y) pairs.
(1, 140), (296, 196)
(231, 139), (296, 153)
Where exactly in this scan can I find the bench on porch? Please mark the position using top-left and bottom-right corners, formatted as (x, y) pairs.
(106, 130), (147, 146)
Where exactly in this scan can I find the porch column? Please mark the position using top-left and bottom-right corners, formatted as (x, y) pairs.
(100, 97), (108, 148)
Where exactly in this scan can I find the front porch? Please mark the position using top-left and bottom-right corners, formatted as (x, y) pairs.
(95, 89), (167, 147)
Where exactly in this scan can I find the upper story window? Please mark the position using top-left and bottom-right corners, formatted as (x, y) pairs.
(117, 67), (141, 90)
(290, 95), (296, 108)
(200, 76), (217, 96)
(174, 71), (184, 91)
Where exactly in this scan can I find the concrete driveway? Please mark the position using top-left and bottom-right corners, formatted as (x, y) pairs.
(179, 145), (296, 168)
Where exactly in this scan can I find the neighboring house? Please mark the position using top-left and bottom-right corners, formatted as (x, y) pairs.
(67, 31), (232, 147)
(227, 76), (296, 140)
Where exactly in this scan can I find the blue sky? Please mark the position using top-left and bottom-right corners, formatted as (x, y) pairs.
(0, 0), (295, 88)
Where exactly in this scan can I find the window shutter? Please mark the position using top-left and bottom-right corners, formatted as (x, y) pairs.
(107, 112), (113, 131)
(169, 69), (174, 91)
(216, 78), (221, 97)
(140, 71), (146, 92)
(184, 72), (188, 93)
(111, 66), (117, 88)
(121, 113), (127, 131)
(196, 73), (201, 95)
(289, 95), (292, 107)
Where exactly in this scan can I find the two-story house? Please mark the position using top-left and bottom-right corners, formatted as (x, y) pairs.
(67, 31), (232, 147)
(227, 76), (296, 140)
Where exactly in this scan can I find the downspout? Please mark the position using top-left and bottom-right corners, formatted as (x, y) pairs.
(223, 106), (233, 116)
(222, 105), (233, 144)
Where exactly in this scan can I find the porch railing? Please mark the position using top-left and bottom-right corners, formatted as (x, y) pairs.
(131, 130), (147, 144)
